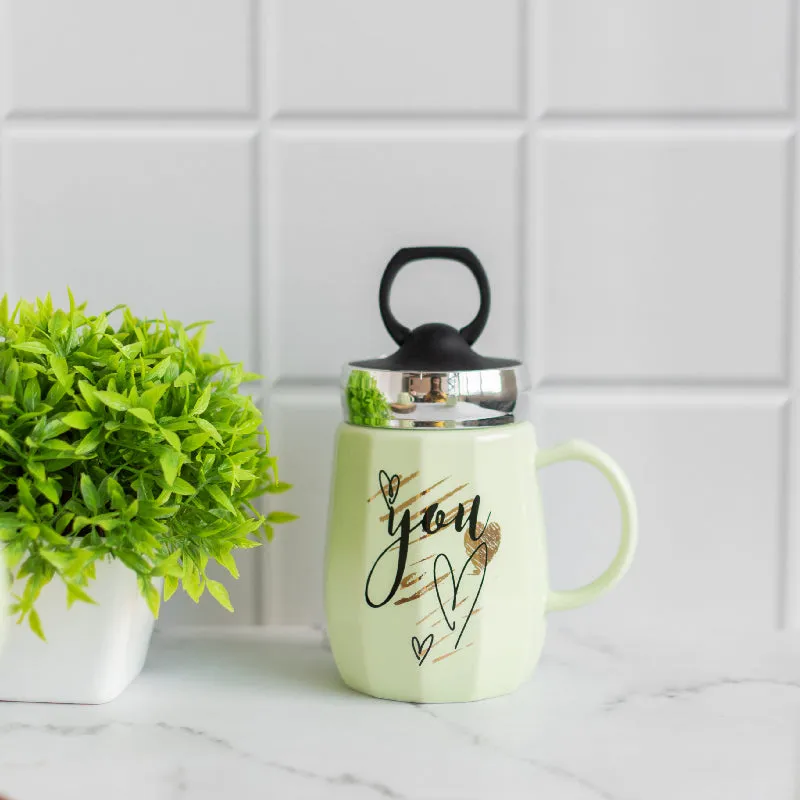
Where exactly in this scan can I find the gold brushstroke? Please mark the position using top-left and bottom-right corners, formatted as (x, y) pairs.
(469, 607), (481, 618)
(429, 632), (453, 650)
(409, 554), (435, 567)
(417, 607), (440, 626)
(429, 595), (455, 629)
(432, 642), (474, 664)
(367, 471), (419, 503)
(379, 476), (449, 522)
(393, 572), (449, 606)
(417, 595), (452, 625)
(418, 595), (469, 629)
(399, 572), (422, 589)
(408, 483), (469, 524)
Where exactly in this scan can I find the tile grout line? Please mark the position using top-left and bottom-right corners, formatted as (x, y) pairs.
(0, 0), (10, 299)
(781, 0), (800, 630)
(528, 0), (544, 399)
(3, 116), (793, 130)
(517, 0), (530, 369)
(258, 0), (282, 627)
(249, 0), (267, 627)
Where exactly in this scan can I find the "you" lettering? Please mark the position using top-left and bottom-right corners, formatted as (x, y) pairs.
(364, 470), (489, 608)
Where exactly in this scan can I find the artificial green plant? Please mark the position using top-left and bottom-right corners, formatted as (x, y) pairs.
(0, 293), (294, 637)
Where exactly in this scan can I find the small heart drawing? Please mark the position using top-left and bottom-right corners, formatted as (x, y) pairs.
(378, 470), (401, 507)
(433, 543), (488, 649)
(411, 634), (434, 665)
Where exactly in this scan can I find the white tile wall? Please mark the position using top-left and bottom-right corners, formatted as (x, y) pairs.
(538, 0), (792, 116)
(537, 133), (789, 384)
(0, 0), (796, 634)
(535, 396), (785, 634)
(8, 134), (255, 365)
(265, 393), (340, 625)
(271, 0), (522, 116)
(7, 0), (253, 114)
(270, 132), (522, 382)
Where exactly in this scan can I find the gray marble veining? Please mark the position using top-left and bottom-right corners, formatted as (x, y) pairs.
(0, 620), (798, 800)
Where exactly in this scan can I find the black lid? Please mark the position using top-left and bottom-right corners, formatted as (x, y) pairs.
(350, 246), (520, 372)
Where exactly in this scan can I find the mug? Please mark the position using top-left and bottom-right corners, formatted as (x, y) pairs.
(325, 419), (637, 702)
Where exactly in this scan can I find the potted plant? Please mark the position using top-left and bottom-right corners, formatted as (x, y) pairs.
(0, 293), (293, 703)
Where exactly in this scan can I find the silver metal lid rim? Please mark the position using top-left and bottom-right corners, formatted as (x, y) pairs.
(340, 363), (530, 429)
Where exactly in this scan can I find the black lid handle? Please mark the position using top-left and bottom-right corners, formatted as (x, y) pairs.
(379, 246), (491, 346)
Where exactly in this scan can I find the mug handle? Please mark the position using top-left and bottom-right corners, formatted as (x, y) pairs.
(536, 440), (638, 613)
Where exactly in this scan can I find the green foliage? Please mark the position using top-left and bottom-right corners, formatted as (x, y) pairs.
(0, 292), (297, 638)
(346, 371), (390, 427)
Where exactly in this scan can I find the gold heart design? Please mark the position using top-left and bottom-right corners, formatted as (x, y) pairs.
(411, 633), (434, 665)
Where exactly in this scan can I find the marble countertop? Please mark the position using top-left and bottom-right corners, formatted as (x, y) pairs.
(1, 619), (799, 800)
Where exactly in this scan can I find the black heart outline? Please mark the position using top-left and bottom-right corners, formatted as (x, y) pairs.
(378, 470), (401, 507)
(411, 633), (434, 666)
(433, 542), (488, 650)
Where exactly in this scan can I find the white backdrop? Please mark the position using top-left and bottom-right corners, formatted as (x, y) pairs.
(0, 0), (795, 634)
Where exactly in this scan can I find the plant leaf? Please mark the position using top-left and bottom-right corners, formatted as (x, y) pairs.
(217, 551), (239, 579)
(206, 484), (236, 515)
(144, 357), (171, 382)
(75, 427), (104, 456)
(23, 380), (41, 412)
(127, 407), (155, 425)
(80, 473), (102, 515)
(194, 417), (222, 444)
(181, 432), (208, 452)
(139, 577), (161, 618)
(77, 380), (102, 412)
(152, 550), (183, 578)
(206, 579), (234, 612)
(49, 354), (71, 388)
(66, 582), (96, 608)
(190, 385), (212, 416)
(139, 383), (169, 410)
(169, 477), (195, 496)
(61, 411), (96, 430)
(265, 481), (293, 494)
(13, 341), (51, 356)
(159, 449), (181, 487)
(160, 427), (181, 451)
(266, 511), (298, 524)
(94, 390), (131, 412)
(35, 479), (61, 505)
(163, 575), (179, 602)
(28, 608), (46, 641)
(174, 371), (195, 388)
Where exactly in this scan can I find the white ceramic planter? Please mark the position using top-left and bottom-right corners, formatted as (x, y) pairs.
(0, 559), (157, 704)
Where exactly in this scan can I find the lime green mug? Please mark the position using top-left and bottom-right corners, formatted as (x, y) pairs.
(324, 247), (638, 703)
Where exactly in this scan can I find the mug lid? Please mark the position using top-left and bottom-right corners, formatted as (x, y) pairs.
(342, 247), (527, 428)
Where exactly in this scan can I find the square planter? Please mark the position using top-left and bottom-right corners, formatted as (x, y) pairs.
(0, 559), (157, 704)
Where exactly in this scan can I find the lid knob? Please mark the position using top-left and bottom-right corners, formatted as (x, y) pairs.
(379, 246), (491, 348)
(348, 245), (520, 372)
(342, 246), (527, 427)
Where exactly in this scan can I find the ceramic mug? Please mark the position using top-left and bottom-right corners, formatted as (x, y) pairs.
(325, 420), (637, 703)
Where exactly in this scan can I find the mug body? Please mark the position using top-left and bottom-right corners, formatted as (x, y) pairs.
(325, 421), (547, 703)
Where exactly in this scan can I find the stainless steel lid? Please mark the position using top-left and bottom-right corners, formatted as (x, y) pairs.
(341, 247), (528, 429)
(341, 364), (530, 428)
